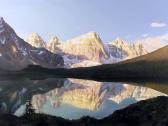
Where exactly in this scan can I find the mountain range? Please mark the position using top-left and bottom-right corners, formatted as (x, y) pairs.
(60, 45), (168, 80)
(0, 17), (167, 80)
(25, 32), (149, 67)
(1, 16), (167, 70)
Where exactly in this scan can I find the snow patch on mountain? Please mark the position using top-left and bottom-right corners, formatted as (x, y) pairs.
(70, 60), (101, 68)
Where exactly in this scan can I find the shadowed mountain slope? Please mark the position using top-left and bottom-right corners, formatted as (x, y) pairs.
(0, 17), (64, 71)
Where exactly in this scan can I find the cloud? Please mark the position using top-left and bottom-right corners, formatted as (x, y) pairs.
(136, 34), (168, 52)
(150, 22), (167, 28)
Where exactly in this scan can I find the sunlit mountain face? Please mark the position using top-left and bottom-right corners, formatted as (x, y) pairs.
(0, 77), (166, 120)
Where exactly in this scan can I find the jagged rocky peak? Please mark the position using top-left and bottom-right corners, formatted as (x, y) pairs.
(0, 17), (64, 70)
(113, 37), (125, 45)
(0, 17), (5, 26)
(0, 17), (18, 45)
(108, 38), (147, 59)
(48, 36), (59, 45)
(24, 32), (46, 48)
(0, 17), (6, 28)
(110, 38), (132, 48)
(57, 32), (110, 62)
(47, 36), (60, 53)
(0, 17), (28, 70)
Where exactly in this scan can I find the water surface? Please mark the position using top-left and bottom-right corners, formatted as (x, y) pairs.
(0, 78), (167, 119)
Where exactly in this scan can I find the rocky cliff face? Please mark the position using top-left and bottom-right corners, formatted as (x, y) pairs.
(57, 32), (110, 62)
(24, 31), (148, 68)
(45, 34), (148, 67)
(0, 17), (64, 70)
(108, 38), (148, 60)
(47, 36), (60, 53)
(24, 33), (46, 48)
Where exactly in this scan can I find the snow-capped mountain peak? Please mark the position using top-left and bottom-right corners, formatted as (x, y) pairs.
(108, 38), (147, 59)
(24, 32), (46, 48)
(47, 36), (60, 53)
(57, 32), (110, 62)
(0, 17), (19, 46)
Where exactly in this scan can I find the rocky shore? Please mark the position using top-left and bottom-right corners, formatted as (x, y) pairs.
(0, 96), (167, 126)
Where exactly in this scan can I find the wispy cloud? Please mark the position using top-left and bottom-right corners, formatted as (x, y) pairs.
(150, 22), (167, 28)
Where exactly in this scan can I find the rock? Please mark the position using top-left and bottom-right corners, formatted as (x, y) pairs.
(47, 36), (60, 53)
(0, 96), (167, 126)
(24, 32), (46, 48)
(57, 32), (110, 62)
(108, 38), (148, 59)
(103, 96), (168, 126)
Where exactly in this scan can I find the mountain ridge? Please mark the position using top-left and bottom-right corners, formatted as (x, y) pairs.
(0, 17), (64, 71)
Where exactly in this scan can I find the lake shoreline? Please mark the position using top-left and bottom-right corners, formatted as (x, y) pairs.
(0, 96), (167, 126)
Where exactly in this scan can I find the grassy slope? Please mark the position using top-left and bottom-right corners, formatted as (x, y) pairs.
(63, 45), (168, 80)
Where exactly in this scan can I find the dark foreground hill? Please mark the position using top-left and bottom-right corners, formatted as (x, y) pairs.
(0, 96), (167, 126)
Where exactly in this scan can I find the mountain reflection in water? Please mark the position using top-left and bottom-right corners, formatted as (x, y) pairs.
(0, 78), (167, 119)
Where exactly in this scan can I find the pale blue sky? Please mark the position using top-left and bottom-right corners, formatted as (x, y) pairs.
(0, 0), (167, 42)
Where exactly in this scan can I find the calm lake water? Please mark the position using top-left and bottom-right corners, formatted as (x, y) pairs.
(0, 78), (167, 119)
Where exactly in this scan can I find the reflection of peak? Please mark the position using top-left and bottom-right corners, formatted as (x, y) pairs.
(62, 85), (106, 111)
(32, 79), (106, 111)
(0, 78), (65, 114)
(110, 84), (167, 104)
